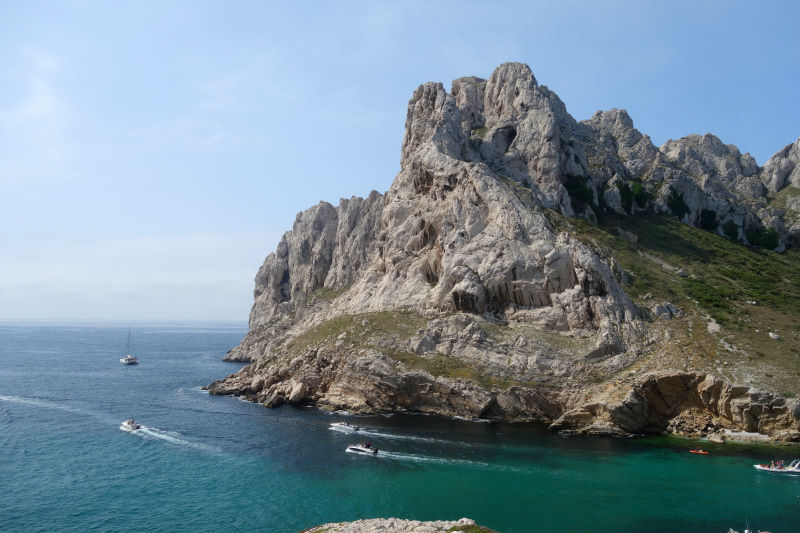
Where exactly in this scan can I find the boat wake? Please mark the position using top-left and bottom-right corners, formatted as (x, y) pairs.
(0, 394), (96, 417)
(378, 450), (491, 469)
(358, 428), (475, 447)
(131, 426), (218, 452)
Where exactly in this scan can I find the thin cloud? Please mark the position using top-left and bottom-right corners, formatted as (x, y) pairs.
(0, 49), (74, 181)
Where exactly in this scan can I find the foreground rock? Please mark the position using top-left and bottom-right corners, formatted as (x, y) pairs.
(302, 517), (492, 533)
(212, 62), (800, 445)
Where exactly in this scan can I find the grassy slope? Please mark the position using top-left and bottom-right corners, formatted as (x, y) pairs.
(284, 310), (533, 389)
(559, 212), (800, 396)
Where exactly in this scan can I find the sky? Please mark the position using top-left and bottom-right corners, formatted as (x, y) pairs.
(1, 1), (799, 322)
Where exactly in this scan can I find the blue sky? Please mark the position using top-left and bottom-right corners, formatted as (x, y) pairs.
(1, 1), (799, 322)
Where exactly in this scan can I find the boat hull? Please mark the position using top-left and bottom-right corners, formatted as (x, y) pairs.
(753, 464), (800, 475)
(346, 445), (378, 455)
(330, 423), (359, 432)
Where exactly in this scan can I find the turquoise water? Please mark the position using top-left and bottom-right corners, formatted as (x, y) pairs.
(1, 324), (798, 532)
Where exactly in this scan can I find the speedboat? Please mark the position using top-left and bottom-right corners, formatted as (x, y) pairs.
(120, 418), (141, 431)
(330, 421), (360, 431)
(346, 443), (378, 455)
(753, 459), (800, 475)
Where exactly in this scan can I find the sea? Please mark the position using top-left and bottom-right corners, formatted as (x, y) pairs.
(1, 323), (798, 533)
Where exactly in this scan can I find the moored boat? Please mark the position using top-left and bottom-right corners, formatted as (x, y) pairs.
(119, 329), (139, 365)
(753, 459), (800, 474)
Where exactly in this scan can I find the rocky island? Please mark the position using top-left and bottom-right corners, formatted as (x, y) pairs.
(207, 63), (800, 444)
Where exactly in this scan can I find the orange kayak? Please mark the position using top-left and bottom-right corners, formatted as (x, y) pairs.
(689, 450), (709, 455)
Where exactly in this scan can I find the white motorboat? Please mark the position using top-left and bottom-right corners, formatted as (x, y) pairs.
(753, 458), (800, 475)
(120, 329), (139, 365)
(120, 418), (141, 431)
(330, 422), (360, 431)
(346, 443), (378, 455)
(120, 354), (139, 365)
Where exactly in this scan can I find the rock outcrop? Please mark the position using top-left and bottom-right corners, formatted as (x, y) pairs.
(211, 63), (800, 444)
(552, 372), (800, 442)
(302, 517), (491, 533)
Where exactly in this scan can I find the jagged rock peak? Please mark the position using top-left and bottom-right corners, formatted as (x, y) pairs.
(763, 137), (800, 192)
(483, 62), (538, 122)
(400, 82), (464, 167)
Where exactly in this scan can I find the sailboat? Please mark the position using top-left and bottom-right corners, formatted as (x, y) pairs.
(119, 329), (139, 365)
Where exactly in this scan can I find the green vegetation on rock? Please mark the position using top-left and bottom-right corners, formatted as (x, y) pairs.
(666, 186), (689, 218)
(699, 209), (717, 230)
(617, 181), (633, 214)
(286, 311), (427, 356)
(471, 126), (488, 139)
(745, 225), (779, 250)
(632, 179), (649, 208)
(390, 351), (516, 389)
(310, 285), (351, 301)
(561, 211), (800, 391)
(446, 525), (496, 533)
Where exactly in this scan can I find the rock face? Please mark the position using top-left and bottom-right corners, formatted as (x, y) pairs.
(763, 138), (800, 192)
(580, 110), (791, 250)
(552, 372), (800, 442)
(303, 517), (490, 533)
(763, 138), (800, 245)
(211, 63), (800, 444)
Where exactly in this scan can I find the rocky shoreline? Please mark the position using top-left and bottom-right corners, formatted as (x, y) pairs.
(207, 354), (800, 445)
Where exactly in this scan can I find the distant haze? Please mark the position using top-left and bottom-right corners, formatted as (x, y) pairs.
(1, 1), (799, 321)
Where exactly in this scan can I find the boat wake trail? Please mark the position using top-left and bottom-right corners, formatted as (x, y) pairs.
(0, 394), (94, 417)
(133, 427), (218, 452)
(378, 450), (491, 469)
(358, 429), (473, 447)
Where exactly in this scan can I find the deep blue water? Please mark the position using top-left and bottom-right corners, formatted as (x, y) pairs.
(1, 323), (798, 532)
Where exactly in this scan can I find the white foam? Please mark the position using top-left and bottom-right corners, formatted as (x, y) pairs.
(722, 429), (771, 442)
(380, 450), (532, 474)
(131, 426), (218, 452)
(329, 425), (360, 434)
(358, 428), (474, 446)
(378, 450), (490, 468)
(0, 394), (90, 416)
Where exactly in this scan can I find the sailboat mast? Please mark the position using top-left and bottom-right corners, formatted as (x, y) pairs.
(126, 329), (131, 355)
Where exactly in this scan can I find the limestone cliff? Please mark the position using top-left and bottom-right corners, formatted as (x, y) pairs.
(210, 63), (800, 444)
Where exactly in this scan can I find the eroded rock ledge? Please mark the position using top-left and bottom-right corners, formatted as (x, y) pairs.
(553, 371), (800, 442)
(302, 517), (492, 533)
